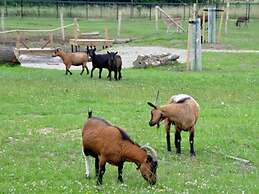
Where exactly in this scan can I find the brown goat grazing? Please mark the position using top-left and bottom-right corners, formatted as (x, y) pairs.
(82, 111), (158, 185)
(52, 48), (90, 75)
(147, 94), (199, 157)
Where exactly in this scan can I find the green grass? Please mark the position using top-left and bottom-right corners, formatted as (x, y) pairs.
(0, 52), (258, 193)
(2, 17), (259, 49)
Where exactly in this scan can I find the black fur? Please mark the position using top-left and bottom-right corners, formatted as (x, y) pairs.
(91, 116), (112, 126)
(115, 127), (136, 145)
(86, 46), (110, 79)
(176, 97), (191, 103)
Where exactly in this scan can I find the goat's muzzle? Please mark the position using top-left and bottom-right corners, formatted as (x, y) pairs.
(149, 121), (156, 127)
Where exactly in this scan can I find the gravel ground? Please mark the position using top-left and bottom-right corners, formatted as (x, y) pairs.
(19, 46), (259, 70)
(19, 46), (187, 70)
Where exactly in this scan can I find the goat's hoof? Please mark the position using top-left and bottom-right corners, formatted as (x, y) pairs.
(85, 174), (90, 179)
(118, 178), (124, 183)
(190, 152), (196, 157)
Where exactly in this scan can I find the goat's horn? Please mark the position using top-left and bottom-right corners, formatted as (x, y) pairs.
(155, 90), (160, 106)
(141, 145), (157, 161)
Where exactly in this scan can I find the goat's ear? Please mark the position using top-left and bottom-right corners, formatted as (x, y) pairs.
(146, 155), (153, 162)
(147, 102), (157, 109)
(93, 47), (96, 52)
(107, 51), (110, 54)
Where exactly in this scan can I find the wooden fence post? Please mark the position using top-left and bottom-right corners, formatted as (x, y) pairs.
(225, 2), (229, 34)
(202, 11), (206, 43)
(217, 11), (224, 43)
(49, 32), (53, 48)
(16, 31), (21, 49)
(155, 6), (158, 32)
(60, 7), (65, 42)
(117, 10), (122, 38)
(1, 8), (4, 31)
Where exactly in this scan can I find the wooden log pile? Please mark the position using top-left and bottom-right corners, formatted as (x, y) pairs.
(0, 47), (19, 64)
(133, 53), (179, 68)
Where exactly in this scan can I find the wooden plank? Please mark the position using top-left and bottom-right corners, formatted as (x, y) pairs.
(156, 6), (185, 32)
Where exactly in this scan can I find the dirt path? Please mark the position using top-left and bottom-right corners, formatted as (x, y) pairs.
(19, 46), (259, 70)
(19, 46), (187, 70)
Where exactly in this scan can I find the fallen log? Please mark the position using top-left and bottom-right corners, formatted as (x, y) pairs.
(133, 53), (179, 68)
(0, 47), (19, 64)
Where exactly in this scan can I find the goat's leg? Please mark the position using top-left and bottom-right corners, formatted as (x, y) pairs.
(99, 68), (103, 79)
(85, 65), (89, 75)
(82, 148), (91, 178)
(114, 70), (118, 81)
(67, 68), (72, 75)
(91, 67), (95, 78)
(175, 129), (181, 154)
(117, 163), (124, 183)
(107, 70), (111, 79)
(165, 119), (172, 152)
(107, 69), (112, 81)
(97, 157), (106, 185)
(118, 70), (122, 80)
(80, 66), (85, 75)
(189, 129), (196, 157)
(65, 69), (68, 75)
(95, 156), (99, 177)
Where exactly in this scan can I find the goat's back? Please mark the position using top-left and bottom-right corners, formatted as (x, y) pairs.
(70, 52), (89, 64)
(82, 117), (123, 159)
(167, 94), (199, 128)
(92, 54), (109, 68)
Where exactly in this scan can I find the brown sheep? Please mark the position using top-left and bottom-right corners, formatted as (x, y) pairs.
(52, 48), (90, 75)
(147, 94), (199, 157)
(82, 111), (158, 185)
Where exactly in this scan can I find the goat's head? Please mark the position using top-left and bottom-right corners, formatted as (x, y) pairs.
(147, 102), (165, 127)
(107, 51), (118, 64)
(52, 48), (62, 57)
(139, 145), (158, 185)
(86, 46), (96, 58)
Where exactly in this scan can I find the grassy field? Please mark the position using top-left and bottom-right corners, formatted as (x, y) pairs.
(1, 17), (259, 49)
(0, 52), (258, 193)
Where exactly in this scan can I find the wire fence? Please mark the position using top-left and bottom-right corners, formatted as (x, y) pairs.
(1, 1), (259, 20)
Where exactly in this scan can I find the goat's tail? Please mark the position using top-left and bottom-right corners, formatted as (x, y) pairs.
(88, 109), (93, 118)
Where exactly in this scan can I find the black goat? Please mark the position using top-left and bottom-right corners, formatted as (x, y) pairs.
(107, 51), (122, 81)
(236, 16), (249, 28)
(86, 46), (109, 79)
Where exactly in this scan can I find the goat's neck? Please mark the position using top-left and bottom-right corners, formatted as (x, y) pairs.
(58, 51), (66, 61)
(122, 142), (146, 165)
(160, 104), (178, 120)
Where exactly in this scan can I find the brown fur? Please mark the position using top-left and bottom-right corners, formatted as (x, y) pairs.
(148, 95), (199, 156)
(52, 48), (90, 75)
(82, 114), (157, 185)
